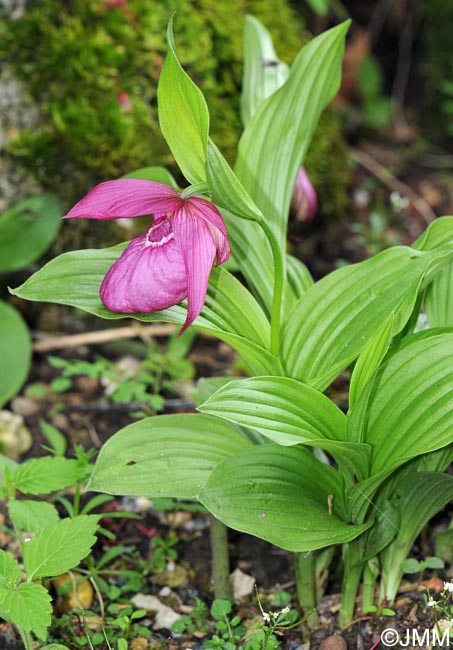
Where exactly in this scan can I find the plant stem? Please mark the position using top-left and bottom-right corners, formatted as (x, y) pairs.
(210, 515), (232, 599)
(361, 561), (378, 611)
(339, 541), (364, 626)
(259, 220), (284, 356)
(295, 552), (319, 629)
(17, 625), (34, 650)
(73, 483), (81, 517)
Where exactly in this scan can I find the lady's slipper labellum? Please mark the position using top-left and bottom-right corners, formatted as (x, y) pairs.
(64, 179), (230, 333)
(291, 166), (317, 222)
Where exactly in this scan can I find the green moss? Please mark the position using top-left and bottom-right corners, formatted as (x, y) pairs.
(2, 0), (348, 220)
(424, 1), (453, 140)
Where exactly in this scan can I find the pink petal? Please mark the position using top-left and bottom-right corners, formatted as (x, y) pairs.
(187, 197), (230, 264)
(292, 167), (317, 222)
(173, 207), (217, 333)
(64, 179), (182, 220)
(100, 219), (187, 313)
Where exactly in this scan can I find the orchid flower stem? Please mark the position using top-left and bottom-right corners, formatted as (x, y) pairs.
(259, 220), (284, 356)
(210, 515), (232, 599)
(295, 551), (319, 629)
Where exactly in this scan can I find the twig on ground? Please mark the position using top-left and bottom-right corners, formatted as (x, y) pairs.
(350, 146), (437, 226)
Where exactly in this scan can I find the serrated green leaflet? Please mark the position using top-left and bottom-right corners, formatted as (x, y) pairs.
(157, 16), (209, 184)
(11, 245), (280, 375)
(12, 457), (87, 495)
(0, 194), (61, 273)
(24, 515), (99, 580)
(87, 414), (252, 498)
(0, 582), (52, 640)
(0, 549), (21, 586)
(283, 245), (453, 388)
(8, 500), (59, 532)
(200, 444), (369, 552)
(348, 332), (453, 475)
(0, 301), (31, 408)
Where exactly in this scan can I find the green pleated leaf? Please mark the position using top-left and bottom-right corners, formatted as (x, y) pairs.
(200, 444), (369, 552)
(0, 582), (52, 640)
(8, 500), (59, 532)
(283, 245), (453, 389)
(286, 254), (314, 301)
(157, 16), (209, 184)
(87, 414), (252, 498)
(0, 195), (61, 273)
(24, 515), (99, 580)
(412, 215), (453, 251)
(199, 376), (370, 480)
(379, 471), (453, 602)
(11, 245), (281, 376)
(349, 313), (394, 410)
(0, 300), (31, 408)
(425, 259), (453, 327)
(12, 457), (87, 495)
(200, 376), (347, 443)
(348, 331), (453, 476)
(235, 21), (349, 249)
(241, 15), (289, 126)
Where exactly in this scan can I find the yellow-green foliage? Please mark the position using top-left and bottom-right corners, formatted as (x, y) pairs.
(2, 0), (348, 215)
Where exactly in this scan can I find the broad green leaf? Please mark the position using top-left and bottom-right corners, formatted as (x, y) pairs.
(0, 195), (61, 273)
(283, 245), (453, 389)
(425, 259), (453, 326)
(8, 500), (59, 532)
(199, 376), (370, 480)
(157, 16), (209, 184)
(361, 499), (400, 562)
(12, 457), (87, 495)
(200, 444), (369, 552)
(379, 471), (453, 602)
(11, 245), (281, 375)
(349, 313), (394, 410)
(0, 549), (21, 585)
(199, 376), (347, 443)
(241, 15), (289, 126)
(87, 414), (252, 498)
(412, 215), (453, 251)
(0, 454), (18, 476)
(122, 166), (179, 189)
(42, 646), (71, 650)
(235, 21), (349, 249)
(0, 582), (52, 640)
(286, 254), (314, 301)
(348, 331), (453, 476)
(24, 515), (98, 580)
(0, 301), (31, 408)
(206, 139), (264, 222)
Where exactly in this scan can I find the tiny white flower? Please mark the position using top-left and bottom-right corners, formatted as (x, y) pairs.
(444, 581), (453, 592)
(262, 612), (271, 623)
(280, 607), (290, 615)
(427, 598), (437, 607)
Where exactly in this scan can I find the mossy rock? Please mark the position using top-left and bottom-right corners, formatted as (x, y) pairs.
(1, 0), (349, 247)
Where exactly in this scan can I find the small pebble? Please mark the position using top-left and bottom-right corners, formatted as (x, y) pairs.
(319, 634), (348, 650)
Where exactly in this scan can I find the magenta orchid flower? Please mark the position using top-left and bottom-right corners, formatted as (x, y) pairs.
(291, 166), (317, 222)
(64, 179), (230, 333)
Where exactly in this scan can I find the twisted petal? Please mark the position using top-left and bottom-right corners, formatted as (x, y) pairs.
(173, 207), (217, 333)
(187, 196), (230, 264)
(292, 167), (317, 222)
(100, 220), (187, 313)
(64, 179), (182, 220)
